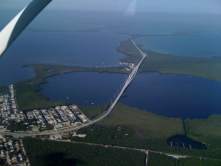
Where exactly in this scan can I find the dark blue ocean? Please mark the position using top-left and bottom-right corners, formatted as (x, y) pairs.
(1, 9), (221, 119)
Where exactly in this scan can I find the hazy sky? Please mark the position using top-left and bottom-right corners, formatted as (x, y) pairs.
(0, 0), (220, 14)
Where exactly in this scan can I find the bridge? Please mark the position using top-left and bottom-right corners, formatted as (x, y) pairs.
(104, 39), (146, 113)
(89, 39), (147, 125)
(0, 39), (147, 136)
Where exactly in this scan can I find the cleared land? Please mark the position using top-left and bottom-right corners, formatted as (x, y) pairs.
(116, 39), (221, 82)
(185, 115), (221, 149)
(14, 65), (128, 111)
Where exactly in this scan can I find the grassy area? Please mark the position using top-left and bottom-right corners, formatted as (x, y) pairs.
(185, 115), (221, 149)
(0, 86), (9, 95)
(13, 65), (128, 111)
(23, 137), (145, 166)
(116, 38), (221, 82)
(79, 103), (110, 120)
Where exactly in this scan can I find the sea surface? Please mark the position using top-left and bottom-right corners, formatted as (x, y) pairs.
(0, 27), (128, 86)
(135, 33), (221, 57)
(1, 9), (221, 120)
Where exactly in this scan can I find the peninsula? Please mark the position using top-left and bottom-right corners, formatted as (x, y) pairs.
(116, 38), (221, 82)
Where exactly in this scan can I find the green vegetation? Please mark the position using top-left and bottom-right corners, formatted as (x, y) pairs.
(72, 103), (185, 150)
(6, 121), (28, 132)
(117, 38), (221, 82)
(185, 115), (221, 149)
(116, 39), (142, 64)
(0, 159), (7, 166)
(72, 103), (221, 159)
(79, 103), (110, 120)
(23, 137), (145, 166)
(141, 50), (221, 82)
(43, 124), (54, 131)
(179, 157), (221, 166)
(147, 152), (221, 166)
(147, 152), (178, 166)
(14, 64), (128, 111)
(0, 86), (9, 95)
(99, 103), (185, 139)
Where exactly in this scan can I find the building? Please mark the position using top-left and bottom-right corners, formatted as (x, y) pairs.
(78, 115), (88, 123)
(70, 105), (78, 111)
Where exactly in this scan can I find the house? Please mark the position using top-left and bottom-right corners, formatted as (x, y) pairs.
(8, 140), (12, 146)
(11, 156), (17, 163)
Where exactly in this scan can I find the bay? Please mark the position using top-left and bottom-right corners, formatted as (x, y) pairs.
(39, 71), (221, 119)
(120, 72), (221, 119)
(0, 31), (128, 86)
(39, 72), (127, 106)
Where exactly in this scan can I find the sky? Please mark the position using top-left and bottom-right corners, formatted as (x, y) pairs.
(0, 0), (220, 14)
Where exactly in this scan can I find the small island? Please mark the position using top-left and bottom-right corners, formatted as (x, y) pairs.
(121, 93), (127, 97)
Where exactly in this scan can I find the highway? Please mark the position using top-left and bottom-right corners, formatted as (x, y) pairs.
(0, 39), (147, 137)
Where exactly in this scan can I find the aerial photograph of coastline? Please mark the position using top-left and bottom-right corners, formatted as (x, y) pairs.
(0, 0), (221, 165)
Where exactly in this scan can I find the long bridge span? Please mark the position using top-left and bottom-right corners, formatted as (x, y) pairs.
(41, 39), (146, 134)
(105, 39), (147, 113)
(0, 39), (147, 136)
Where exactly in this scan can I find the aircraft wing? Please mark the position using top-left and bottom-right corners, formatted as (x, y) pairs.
(0, 0), (52, 57)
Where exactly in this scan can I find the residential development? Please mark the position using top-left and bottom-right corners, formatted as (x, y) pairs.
(0, 85), (89, 133)
(0, 135), (30, 166)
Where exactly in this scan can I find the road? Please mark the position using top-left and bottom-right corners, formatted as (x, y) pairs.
(0, 39), (146, 137)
